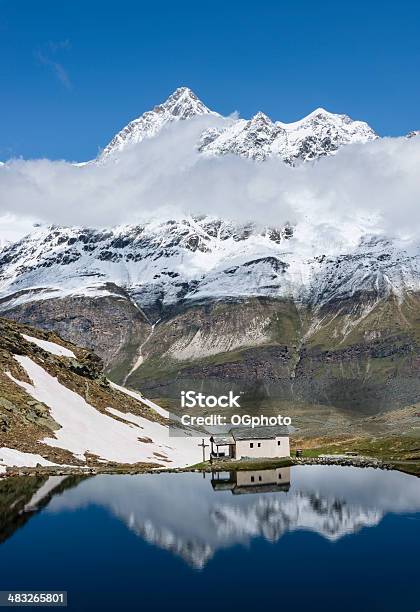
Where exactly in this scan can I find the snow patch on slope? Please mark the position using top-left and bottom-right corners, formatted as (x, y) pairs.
(110, 382), (169, 419)
(0, 448), (57, 473)
(8, 356), (203, 467)
(22, 334), (76, 358)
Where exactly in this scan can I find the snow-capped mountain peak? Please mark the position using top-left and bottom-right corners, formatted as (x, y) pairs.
(100, 86), (217, 159)
(159, 86), (212, 118)
(250, 111), (272, 123)
(283, 106), (334, 122)
(199, 105), (377, 162)
(99, 87), (378, 164)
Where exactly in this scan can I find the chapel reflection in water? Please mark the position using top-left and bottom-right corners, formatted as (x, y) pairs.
(211, 467), (291, 495)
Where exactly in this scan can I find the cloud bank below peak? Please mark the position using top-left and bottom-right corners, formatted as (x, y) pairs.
(0, 115), (419, 247)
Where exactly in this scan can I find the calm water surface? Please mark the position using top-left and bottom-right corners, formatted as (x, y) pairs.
(0, 466), (419, 612)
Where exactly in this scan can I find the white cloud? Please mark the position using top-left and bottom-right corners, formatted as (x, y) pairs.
(0, 116), (419, 247)
(35, 40), (72, 90)
(0, 214), (38, 247)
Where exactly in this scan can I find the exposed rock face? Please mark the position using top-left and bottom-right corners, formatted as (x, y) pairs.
(3, 290), (150, 373)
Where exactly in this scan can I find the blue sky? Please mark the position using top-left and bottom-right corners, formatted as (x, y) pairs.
(0, 0), (419, 161)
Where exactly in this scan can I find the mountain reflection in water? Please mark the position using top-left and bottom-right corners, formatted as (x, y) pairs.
(1, 465), (420, 570)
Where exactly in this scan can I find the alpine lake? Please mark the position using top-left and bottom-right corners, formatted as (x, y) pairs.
(0, 465), (419, 611)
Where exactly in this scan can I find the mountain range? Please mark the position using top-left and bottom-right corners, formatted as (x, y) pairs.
(98, 86), (377, 163)
(1, 87), (419, 421)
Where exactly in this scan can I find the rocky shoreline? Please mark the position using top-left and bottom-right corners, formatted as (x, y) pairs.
(3, 452), (416, 479)
(294, 456), (394, 469)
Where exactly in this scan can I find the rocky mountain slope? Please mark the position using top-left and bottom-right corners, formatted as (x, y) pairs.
(1, 218), (420, 417)
(0, 317), (202, 474)
(2, 218), (418, 319)
(98, 87), (377, 163)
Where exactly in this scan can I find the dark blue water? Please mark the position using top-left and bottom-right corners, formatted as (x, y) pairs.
(0, 466), (419, 612)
